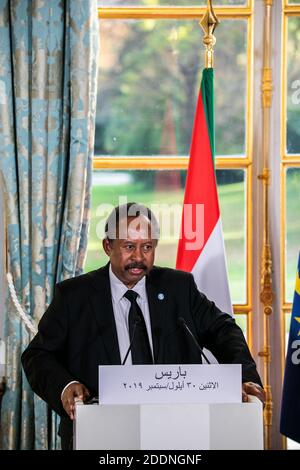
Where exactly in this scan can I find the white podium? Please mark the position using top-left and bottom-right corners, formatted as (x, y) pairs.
(74, 396), (263, 450)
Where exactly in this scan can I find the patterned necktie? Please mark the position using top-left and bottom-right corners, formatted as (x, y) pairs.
(124, 290), (153, 364)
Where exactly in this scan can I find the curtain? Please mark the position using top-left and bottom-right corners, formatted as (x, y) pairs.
(0, 0), (99, 449)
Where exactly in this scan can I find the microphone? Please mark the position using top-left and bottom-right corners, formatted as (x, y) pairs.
(122, 316), (141, 365)
(178, 317), (211, 364)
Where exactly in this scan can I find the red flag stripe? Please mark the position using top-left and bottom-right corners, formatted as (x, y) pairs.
(176, 87), (220, 272)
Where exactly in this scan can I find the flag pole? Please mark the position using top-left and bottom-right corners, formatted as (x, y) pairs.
(199, 0), (219, 69)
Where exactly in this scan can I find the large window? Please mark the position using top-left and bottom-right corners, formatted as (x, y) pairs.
(282, 3), (300, 350)
(86, 1), (254, 343)
(282, 0), (300, 450)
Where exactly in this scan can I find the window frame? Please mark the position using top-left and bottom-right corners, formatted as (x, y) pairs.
(95, 2), (254, 348)
(281, 0), (300, 381)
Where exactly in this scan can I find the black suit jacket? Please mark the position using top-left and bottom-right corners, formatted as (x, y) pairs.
(22, 264), (262, 420)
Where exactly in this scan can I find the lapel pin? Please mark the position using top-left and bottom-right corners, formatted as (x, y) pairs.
(158, 293), (165, 300)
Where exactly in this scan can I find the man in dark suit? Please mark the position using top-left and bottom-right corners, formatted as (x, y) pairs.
(22, 202), (265, 449)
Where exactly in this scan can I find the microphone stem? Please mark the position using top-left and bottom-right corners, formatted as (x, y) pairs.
(183, 322), (211, 364)
(122, 319), (139, 365)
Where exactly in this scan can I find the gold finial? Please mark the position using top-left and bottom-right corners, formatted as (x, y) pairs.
(199, 0), (220, 68)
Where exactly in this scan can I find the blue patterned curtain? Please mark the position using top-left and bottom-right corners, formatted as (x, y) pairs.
(0, 0), (99, 449)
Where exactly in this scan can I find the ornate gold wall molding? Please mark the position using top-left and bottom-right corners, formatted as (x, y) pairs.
(262, 68), (273, 108)
(258, 0), (275, 451)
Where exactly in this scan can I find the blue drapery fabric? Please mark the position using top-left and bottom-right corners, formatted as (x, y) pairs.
(0, 0), (99, 449)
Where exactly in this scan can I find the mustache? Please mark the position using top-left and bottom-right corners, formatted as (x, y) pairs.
(125, 263), (147, 271)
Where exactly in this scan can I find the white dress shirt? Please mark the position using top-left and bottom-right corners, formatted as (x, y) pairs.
(109, 264), (154, 365)
(61, 266), (154, 399)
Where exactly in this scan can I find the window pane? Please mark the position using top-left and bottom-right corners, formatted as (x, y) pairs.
(99, 1), (247, 6)
(235, 314), (247, 339)
(285, 168), (300, 302)
(286, 17), (300, 154)
(218, 170), (246, 303)
(85, 168), (246, 303)
(96, 19), (247, 157)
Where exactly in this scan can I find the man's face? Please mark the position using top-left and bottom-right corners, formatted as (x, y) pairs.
(102, 215), (157, 288)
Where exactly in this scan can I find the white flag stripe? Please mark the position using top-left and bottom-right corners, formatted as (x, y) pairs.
(191, 217), (233, 316)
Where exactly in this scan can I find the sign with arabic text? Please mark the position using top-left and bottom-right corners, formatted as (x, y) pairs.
(98, 364), (242, 405)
